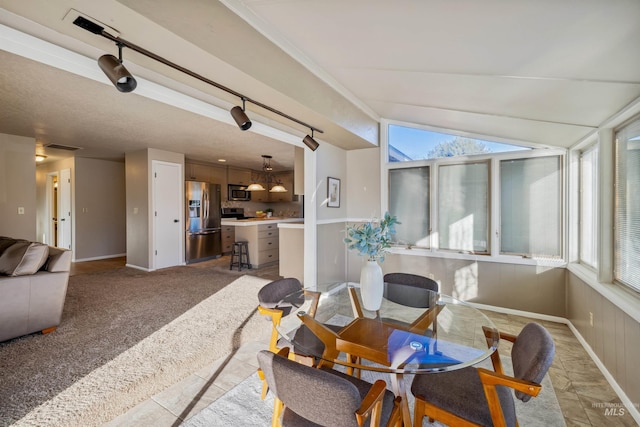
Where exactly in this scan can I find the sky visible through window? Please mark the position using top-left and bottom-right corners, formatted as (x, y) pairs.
(388, 124), (529, 161)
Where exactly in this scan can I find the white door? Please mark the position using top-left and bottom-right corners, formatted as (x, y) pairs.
(153, 161), (182, 269)
(46, 172), (58, 246)
(58, 168), (72, 250)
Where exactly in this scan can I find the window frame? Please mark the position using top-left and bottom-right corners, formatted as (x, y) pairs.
(613, 117), (640, 292)
(381, 119), (567, 266)
(578, 144), (599, 270)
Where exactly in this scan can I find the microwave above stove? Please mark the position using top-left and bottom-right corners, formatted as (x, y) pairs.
(228, 184), (251, 201)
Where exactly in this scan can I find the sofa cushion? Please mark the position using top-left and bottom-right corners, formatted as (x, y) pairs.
(0, 242), (50, 276)
(46, 247), (72, 273)
(0, 237), (17, 256)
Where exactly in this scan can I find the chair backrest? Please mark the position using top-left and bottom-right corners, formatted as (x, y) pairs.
(257, 349), (366, 427)
(258, 278), (303, 309)
(382, 273), (438, 308)
(510, 323), (556, 402)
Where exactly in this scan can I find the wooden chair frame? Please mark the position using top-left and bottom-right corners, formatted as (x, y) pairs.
(263, 347), (403, 427)
(257, 290), (321, 399)
(413, 326), (543, 427)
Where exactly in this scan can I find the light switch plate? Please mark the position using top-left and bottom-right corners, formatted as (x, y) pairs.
(17, 207), (25, 215)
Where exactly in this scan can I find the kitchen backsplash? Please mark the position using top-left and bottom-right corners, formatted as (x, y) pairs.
(221, 199), (303, 218)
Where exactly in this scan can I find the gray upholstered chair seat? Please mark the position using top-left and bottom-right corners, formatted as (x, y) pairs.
(316, 366), (397, 426)
(277, 323), (343, 359)
(411, 366), (516, 427)
(258, 349), (401, 427)
(411, 322), (556, 426)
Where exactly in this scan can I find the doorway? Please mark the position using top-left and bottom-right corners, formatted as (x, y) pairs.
(152, 161), (183, 269)
(46, 172), (58, 246)
(57, 168), (72, 250)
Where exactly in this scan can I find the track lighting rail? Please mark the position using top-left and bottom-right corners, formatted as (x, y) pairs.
(73, 16), (323, 148)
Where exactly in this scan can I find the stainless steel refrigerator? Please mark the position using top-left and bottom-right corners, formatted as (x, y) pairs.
(185, 181), (222, 263)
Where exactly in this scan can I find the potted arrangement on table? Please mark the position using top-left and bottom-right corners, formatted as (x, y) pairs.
(265, 208), (274, 218)
(344, 212), (400, 310)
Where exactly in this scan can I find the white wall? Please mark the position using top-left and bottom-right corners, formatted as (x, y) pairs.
(74, 158), (126, 260)
(346, 147), (381, 219)
(315, 142), (347, 220)
(0, 134), (36, 240)
(125, 149), (150, 269)
(126, 148), (184, 270)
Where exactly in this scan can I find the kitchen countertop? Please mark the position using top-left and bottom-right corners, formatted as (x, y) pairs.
(221, 217), (303, 227)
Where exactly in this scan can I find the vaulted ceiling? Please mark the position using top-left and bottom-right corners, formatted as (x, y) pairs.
(1, 0), (639, 169)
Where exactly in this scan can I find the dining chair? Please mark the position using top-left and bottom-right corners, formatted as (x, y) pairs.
(258, 278), (340, 397)
(258, 277), (305, 354)
(411, 322), (556, 427)
(382, 273), (438, 308)
(257, 347), (403, 427)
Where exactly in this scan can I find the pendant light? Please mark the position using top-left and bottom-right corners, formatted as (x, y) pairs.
(246, 155), (287, 192)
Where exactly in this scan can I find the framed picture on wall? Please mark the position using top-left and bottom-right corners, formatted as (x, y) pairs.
(327, 177), (340, 208)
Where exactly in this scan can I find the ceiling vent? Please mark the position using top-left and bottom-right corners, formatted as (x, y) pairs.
(45, 143), (82, 151)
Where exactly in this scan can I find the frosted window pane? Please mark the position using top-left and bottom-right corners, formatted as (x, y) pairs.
(389, 167), (429, 247)
(438, 162), (489, 252)
(500, 156), (562, 257)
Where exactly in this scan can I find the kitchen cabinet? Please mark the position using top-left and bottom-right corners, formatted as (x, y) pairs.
(234, 222), (279, 268)
(186, 162), (229, 200)
(243, 170), (294, 203)
(269, 171), (294, 202)
(185, 162), (211, 182)
(227, 167), (252, 185)
(221, 225), (235, 254)
(210, 165), (228, 199)
(250, 170), (269, 202)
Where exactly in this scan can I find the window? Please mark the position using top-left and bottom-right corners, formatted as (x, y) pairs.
(614, 118), (640, 291)
(438, 162), (489, 253)
(500, 156), (562, 258)
(389, 167), (430, 247)
(388, 124), (528, 162)
(385, 122), (563, 261)
(579, 146), (598, 268)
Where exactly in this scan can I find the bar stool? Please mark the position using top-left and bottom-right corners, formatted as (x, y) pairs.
(229, 241), (251, 271)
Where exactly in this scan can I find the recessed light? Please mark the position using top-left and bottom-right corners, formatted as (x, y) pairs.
(218, 159), (227, 163)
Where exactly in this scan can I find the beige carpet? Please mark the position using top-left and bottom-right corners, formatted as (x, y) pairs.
(0, 265), (271, 427)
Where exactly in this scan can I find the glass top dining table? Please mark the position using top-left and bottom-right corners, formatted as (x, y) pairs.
(275, 281), (500, 426)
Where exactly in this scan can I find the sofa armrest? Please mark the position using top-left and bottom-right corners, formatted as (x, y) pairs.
(46, 248), (72, 273)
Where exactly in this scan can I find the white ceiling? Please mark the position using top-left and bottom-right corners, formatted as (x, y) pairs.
(1, 0), (639, 169)
(225, 0), (640, 147)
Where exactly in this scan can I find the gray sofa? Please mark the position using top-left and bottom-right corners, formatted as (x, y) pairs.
(0, 237), (72, 342)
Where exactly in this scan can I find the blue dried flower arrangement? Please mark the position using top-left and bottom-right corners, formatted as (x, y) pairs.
(344, 212), (400, 262)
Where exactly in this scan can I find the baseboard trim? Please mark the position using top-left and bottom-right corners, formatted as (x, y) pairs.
(74, 253), (126, 263)
(470, 302), (640, 424)
(566, 321), (640, 424)
(124, 263), (150, 272)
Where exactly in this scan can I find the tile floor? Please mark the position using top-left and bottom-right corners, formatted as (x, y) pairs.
(77, 257), (637, 426)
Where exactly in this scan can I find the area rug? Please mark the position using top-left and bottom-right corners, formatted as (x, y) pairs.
(0, 266), (271, 427)
(186, 355), (566, 426)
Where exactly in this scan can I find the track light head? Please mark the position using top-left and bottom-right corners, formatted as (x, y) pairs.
(98, 54), (137, 92)
(230, 106), (252, 130)
(231, 98), (252, 131)
(303, 134), (319, 151)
